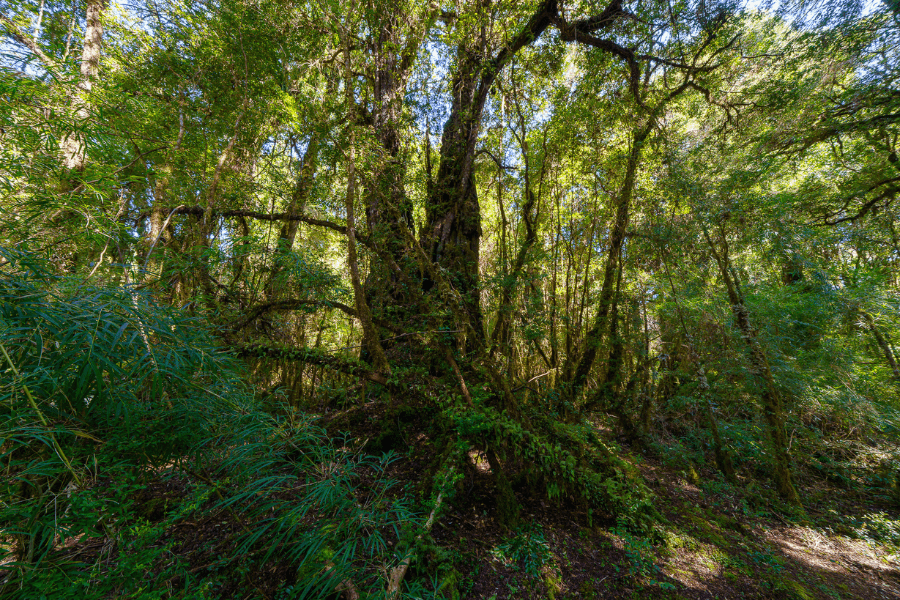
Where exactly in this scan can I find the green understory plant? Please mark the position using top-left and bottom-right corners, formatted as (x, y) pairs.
(0, 251), (424, 598)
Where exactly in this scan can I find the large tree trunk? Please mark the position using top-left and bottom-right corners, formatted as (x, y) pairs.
(421, 1), (556, 351)
(421, 48), (489, 347)
(362, 15), (418, 351)
(345, 8), (436, 361)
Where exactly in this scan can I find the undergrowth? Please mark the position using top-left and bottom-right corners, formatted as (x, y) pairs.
(0, 251), (428, 599)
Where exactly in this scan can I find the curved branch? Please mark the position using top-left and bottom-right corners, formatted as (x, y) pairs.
(571, 0), (636, 33)
(231, 343), (389, 386)
(230, 298), (408, 336)
(487, 0), (557, 78)
(231, 299), (358, 331)
(564, 28), (642, 99)
(819, 183), (899, 226)
(132, 206), (374, 247)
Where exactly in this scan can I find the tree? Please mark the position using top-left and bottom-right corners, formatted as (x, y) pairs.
(4, 1), (900, 582)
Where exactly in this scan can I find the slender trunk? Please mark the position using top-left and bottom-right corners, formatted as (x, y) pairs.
(498, 168), (509, 277)
(550, 190), (561, 371)
(565, 70), (696, 401)
(490, 190), (537, 353)
(567, 123), (651, 400)
(575, 214), (597, 346)
(705, 229), (800, 505)
(51, 0), (106, 271)
(342, 33), (390, 375)
(148, 163), (172, 263)
(60, 0), (105, 172)
(264, 135), (320, 299)
(563, 240), (574, 378)
(145, 99), (184, 277)
(491, 167), (510, 349)
(862, 311), (900, 382)
(583, 263), (639, 437)
(698, 366), (736, 482)
(638, 287), (653, 434)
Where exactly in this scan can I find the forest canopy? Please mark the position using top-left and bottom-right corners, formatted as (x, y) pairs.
(1, 0), (899, 597)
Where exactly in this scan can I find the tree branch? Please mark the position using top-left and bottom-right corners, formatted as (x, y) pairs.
(231, 343), (390, 386)
(230, 298), (408, 336)
(133, 206), (372, 245)
(1, 15), (63, 76)
(571, 0), (635, 33)
(487, 0), (557, 78)
(818, 181), (900, 226)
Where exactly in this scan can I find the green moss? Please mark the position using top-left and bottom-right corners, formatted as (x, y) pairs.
(662, 529), (701, 552)
(764, 573), (816, 600)
(436, 569), (461, 599)
(685, 466), (701, 485)
(543, 566), (563, 599)
(780, 579), (814, 600)
(713, 514), (751, 537)
(684, 513), (728, 546)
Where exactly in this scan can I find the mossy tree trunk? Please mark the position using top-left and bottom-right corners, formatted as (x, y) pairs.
(422, 2), (556, 351)
(698, 366), (737, 482)
(705, 228), (801, 505)
(360, 12), (422, 356)
(862, 311), (900, 383)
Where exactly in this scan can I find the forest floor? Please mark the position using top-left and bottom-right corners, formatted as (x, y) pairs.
(328, 401), (900, 600)
(422, 455), (900, 600)
(36, 400), (900, 600)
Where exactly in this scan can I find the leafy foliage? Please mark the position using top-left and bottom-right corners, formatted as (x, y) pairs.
(0, 252), (423, 598)
(2, 0), (900, 595)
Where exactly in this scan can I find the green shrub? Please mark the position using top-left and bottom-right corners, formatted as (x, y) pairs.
(0, 251), (423, 598)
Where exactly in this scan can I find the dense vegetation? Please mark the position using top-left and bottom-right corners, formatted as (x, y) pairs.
(1, 0), (899, 597)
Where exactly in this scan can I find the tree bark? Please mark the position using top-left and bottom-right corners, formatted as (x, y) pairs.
(60, 0), (106, 172)
(698, 366), (737, 482)
(363, 13), (416, 306)
(862, 311), (900, 382)
(422, 1), (557, 350)
(567, 123), (651, 399)
(342, 34), (391, 375)
(705, 228), (801, 505)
